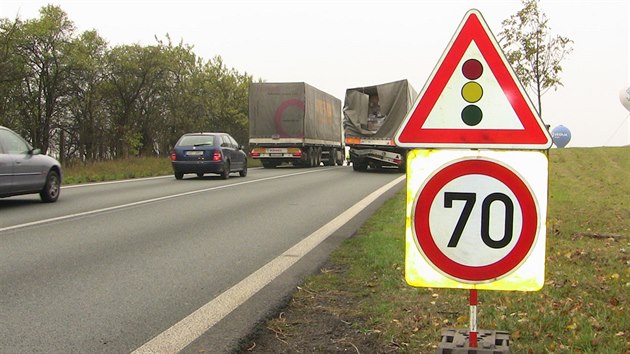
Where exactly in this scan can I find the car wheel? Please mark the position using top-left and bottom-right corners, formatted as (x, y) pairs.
(175, 172), (184, 180)
(40, 170), (61, 203)
(239, 161), (248, 177)
(221, 162), (230, 179)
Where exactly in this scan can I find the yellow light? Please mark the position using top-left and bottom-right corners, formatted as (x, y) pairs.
(461, 82), (483, 103)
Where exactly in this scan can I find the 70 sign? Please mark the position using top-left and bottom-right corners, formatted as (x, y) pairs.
(405, 150), (547, 291)
(444, 191), (515, 249)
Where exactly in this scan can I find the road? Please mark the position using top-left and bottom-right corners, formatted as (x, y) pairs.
(1, 165), (404, 353)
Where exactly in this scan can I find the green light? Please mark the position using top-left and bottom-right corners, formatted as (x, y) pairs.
(461, 105), (482, 126)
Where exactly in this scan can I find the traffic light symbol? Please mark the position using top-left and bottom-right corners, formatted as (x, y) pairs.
(461, 59), (483, 126)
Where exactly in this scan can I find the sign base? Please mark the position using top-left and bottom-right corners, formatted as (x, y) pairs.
(437, 329), (510, 353)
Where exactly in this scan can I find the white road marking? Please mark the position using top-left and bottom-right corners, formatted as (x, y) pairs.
(0, 169), (324, 233)
(131, 174), (405, 354)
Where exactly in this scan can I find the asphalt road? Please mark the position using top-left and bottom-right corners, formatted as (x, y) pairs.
(1, 165), (405, 353)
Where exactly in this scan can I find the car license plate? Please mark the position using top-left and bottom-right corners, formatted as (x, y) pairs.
(186, 151), (203, 156)
(268, 148), (286, 153)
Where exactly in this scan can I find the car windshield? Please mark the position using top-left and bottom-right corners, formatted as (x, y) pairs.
(177, 135), (216, 147)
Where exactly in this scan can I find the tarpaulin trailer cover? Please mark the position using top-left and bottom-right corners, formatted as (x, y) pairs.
(249, 82), (342, 144)
(343, 79), (417, 139)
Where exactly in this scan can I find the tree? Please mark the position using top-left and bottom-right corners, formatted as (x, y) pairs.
(202, 56), (252, 145)
(1, 5), (254, 161)
(12, 5), (76, 154)
(153, 35), (200, 154)
(0, 18), (24, 124)
(498, 0), (572, 118)
(65, 30), (109, 161)
(103, 43), (170, 158)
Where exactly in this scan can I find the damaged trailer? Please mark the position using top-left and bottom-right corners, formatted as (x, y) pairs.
(343, 79), (417, 171)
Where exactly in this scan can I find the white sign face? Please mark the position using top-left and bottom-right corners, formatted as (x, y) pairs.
(405, 149), (548, 291)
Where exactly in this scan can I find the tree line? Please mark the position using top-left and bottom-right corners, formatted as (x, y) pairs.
(0, 5), (253, 163)
(1, 1), (570, 163)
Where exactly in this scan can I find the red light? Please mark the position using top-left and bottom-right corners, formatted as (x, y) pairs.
(294, 150), (302, 157)
(250, 151), (260, 157)
(462, 59), (483, 80)
(170, 150), (177, 161)
(212, 150), (222, 161)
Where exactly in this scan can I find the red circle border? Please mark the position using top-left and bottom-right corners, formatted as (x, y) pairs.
(413, 158), (538, 282)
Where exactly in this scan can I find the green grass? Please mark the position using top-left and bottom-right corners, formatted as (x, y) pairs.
(62, 157), (261, 184)
(285, 146), (630, 353)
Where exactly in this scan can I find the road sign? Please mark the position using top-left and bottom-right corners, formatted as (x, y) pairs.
(405, 149), (547, 291)
(395, 9), (552, 149)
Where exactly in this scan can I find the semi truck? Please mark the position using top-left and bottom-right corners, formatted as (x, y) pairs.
(248, 82), (345, 168)
(343, 79), (417, 172)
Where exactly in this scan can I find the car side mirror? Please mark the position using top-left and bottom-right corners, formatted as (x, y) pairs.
(239, 145), (245, 150)
(30, 148), (41, 155)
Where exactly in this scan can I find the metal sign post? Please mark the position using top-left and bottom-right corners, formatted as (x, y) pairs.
(469, 289), (478, 347)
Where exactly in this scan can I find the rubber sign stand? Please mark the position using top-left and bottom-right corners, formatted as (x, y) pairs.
(469, 289), (478, 347)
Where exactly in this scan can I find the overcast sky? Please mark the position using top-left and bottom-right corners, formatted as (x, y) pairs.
(2, 0), (628, 147)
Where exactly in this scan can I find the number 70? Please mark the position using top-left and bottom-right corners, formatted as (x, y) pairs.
(444, 192), (514, 249)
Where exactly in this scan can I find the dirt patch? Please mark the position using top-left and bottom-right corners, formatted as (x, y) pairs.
(237, 264), (401, 353)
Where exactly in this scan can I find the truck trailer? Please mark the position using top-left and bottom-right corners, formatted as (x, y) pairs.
(249, 82), (345, 168)
(343, 79), (417, 172)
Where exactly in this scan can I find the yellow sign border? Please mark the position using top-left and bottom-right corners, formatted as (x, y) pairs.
(405, 149), (547, 291)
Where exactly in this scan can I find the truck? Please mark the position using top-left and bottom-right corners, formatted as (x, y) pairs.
(343, 79), (417, 172)
(248, 82), (345, 168)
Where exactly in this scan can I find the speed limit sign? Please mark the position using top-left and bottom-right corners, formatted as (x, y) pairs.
(405, 149), (547, 291)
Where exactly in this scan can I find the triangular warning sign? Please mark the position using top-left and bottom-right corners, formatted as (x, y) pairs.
(395, 9), (552, 149)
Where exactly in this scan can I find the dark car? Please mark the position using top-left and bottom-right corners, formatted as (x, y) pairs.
(170, 132), (247, 180)
(0, 125), (62, 202)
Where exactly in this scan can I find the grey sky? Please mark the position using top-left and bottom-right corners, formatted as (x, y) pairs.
(2, 0), (628, 147)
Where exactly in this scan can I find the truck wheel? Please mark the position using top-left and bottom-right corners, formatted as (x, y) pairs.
(323, 149), (332, 166)
(352, 160), (368, 172)
(261, 160), (276, 168)
(329, 149), (336, 166)
(315, 148), (321, 167)
(307, 147), (315, 167)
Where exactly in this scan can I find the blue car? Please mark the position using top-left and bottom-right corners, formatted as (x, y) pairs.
(0, 125), (62, 202)
(170, 132), (248, 180)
